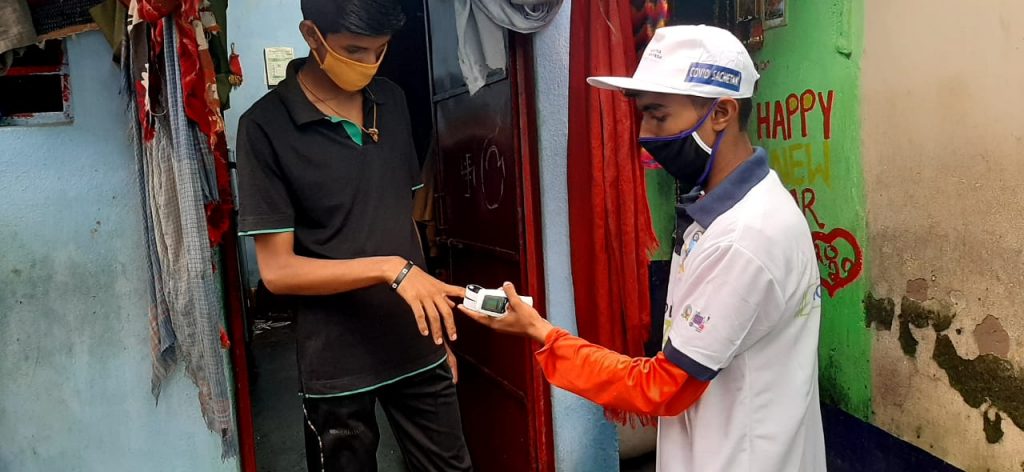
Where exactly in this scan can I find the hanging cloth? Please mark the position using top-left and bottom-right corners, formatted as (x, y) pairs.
(0, 0), (37, 76)
(474, 0), (563, 32)
(0, 0), (37, 56)
(124, 11), (237, 458)
(454, 0), (505, 95)
(88, 0), (128, 62)
(632, 0), (669, 55)
(632, 0), (670, 168)
(454, 0), (562, 94)
(566, 0), (658, 426)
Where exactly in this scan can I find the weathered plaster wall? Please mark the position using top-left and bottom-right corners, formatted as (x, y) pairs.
(862, 1), (1024, 469)
(751, 0), (872, 419)
(0, 33), (238, 472)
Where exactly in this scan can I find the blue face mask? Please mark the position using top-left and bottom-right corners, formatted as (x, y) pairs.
(639, 101), (723, 190)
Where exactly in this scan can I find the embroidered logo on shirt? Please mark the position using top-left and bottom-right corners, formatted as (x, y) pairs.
(680, 231), (704, 274)
(796, 284), (823, 318)
(686, 232), (703, 257)
(682, 304), (710, 333)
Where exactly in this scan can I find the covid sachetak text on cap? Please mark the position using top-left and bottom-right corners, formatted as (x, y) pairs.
(685, 62), (743, 92)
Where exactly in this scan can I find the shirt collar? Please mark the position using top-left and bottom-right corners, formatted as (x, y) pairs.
(278, 57), (387, 126)
(683, 147), (770, 229)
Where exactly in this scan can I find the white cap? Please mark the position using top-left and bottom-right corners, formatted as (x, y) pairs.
(588, 25), (759, 99)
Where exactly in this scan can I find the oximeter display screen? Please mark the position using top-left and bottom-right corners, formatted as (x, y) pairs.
(480, 295), (509, 313)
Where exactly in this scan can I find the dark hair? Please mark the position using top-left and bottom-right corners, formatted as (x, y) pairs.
(738, 98), (752, 129)
(301, 0), (406, 36)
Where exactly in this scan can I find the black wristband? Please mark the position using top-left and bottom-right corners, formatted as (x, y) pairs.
(390, 260), (415, 290)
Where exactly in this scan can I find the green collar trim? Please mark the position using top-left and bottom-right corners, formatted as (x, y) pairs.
(326, 116), (363, 146)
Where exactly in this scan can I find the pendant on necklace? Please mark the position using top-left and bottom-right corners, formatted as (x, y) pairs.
(367, 128), (379, 143)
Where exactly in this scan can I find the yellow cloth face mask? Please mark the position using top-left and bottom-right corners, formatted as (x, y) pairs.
(311, 27), (386, 92)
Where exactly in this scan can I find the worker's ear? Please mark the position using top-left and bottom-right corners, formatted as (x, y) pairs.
(709, 98), (739, 133)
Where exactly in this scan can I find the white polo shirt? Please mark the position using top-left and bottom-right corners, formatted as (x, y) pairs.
(657, 149), (826, 471)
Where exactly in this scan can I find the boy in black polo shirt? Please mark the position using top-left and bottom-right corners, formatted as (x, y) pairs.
(235, 0), (472, 470)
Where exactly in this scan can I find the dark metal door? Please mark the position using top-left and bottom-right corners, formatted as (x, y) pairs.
(425, 1), (553, 470)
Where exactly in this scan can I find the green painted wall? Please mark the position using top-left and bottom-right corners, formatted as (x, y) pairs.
(751, 0), (871, 419)
(646, 169), (677, 262)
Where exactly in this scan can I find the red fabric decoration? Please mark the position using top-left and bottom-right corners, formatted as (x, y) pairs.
(134, 81), (155, 141)
(632, 1), (670, 59)
(566, 0), (658, 426)
(228, 46), (244, 87)
(205, 137), (234, 247)
(174, 11), (221, 143)
(219, 328), (230, 349)
(138, 0), (180, 23)
(229, 44), (244, 79)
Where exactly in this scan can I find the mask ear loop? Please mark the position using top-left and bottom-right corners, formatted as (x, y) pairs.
(310, 26), (330, 67)
(696, 129), (725, 187)
(694, 100), (722, 187)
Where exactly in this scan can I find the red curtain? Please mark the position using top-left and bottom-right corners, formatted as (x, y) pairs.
(567, 1), (657, 360)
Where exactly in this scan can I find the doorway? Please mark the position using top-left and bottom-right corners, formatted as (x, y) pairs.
(236, 0), (554, 470)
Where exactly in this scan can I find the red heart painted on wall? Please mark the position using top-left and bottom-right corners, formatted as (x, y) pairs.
(812, 227), (863, 297)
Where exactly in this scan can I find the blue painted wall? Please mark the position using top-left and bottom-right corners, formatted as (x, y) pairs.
(533, 2), (621, 470)
(223, 0), (305, 142)
(0, 33), (238, 472)
(224, 0), (307, 290)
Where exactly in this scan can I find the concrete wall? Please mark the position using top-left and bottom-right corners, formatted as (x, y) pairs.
(748, 0), (1024, 468)
(751, 0), (872, 419)
(0, 33), (238, 472)
(862, 1), (1024, 469)
(533, 1), (622, 469)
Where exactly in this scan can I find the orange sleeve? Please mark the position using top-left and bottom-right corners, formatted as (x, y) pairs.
(534, 328), (710, 417)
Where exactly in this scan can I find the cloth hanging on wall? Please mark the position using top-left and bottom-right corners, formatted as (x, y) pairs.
(475, 0), (563, 31)
(566, 0), (658, 426)
(124, 9), (237, 458)
(454, 0), (562, 94)
(200, 0), (233, 110)
(632, 0), (669, 56)
(632, 0), (670, 168)
(454, 0), (505, 95)
(0, 0), (37, 58)
(89, 0), (127, 62)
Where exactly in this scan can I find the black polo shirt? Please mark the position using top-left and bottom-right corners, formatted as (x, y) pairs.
(235, 58), (444, 396)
